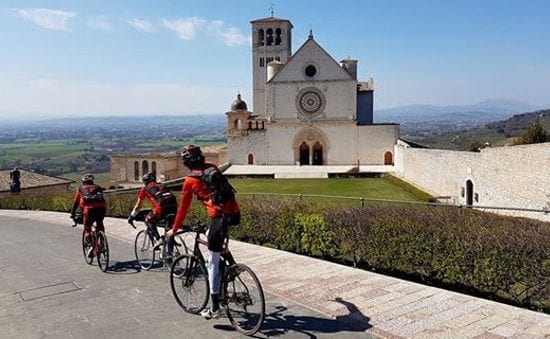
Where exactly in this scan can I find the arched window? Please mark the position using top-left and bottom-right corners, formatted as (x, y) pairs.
(134, 161), (139, 181)
(266, 28), (273, 46)
(258, 29), (264, 46)
(275, 28), (282, 45)
(142, 160), (149, 176)
(233, 119), (239, 130)
(237, 119), (244, 130)
(248, 154), (254, 165)
(151, 161), (157, 175)
(384, 151), (393, 165)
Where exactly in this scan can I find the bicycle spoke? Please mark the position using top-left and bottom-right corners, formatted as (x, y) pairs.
(82, 232), (94, 265)
(225, 263), (265, 336)
(170, 254), (209, 314)
(97, 231), (109, 272)
(134, 230), (155, 270)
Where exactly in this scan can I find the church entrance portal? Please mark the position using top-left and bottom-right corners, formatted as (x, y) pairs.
(299, 142), (309, 165)
(313, 142), (323, 165)
(293, 127), (328, 166)
(298, 141), (325, 165)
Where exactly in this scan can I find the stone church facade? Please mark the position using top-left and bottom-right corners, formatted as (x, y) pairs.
(226, 15), (399, 166)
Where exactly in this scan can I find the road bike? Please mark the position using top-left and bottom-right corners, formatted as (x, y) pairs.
(72, 213), (109, 272)
(129, 209), (191, 270)
(170, 220), (265, 336)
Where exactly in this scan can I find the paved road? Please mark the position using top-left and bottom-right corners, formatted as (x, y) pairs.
(0, 215), (376, 338)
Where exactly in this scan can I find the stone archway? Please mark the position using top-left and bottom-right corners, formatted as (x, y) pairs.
(292, 127), (329, 165)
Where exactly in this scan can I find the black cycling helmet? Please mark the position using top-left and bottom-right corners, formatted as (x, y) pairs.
(82, 173), (95, 184)
(181, 144), (205, 169)
(142, 172), (156, 184)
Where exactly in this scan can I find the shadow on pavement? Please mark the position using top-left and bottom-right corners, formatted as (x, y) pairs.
(212, 299), (372, 338)
(105, 260), (142, 274)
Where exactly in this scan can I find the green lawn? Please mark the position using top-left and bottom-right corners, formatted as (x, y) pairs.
(230, 176), (432, 202)
(0, 140), (89, 167)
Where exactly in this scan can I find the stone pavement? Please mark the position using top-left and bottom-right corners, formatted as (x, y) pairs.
(1, 209), (549, 338)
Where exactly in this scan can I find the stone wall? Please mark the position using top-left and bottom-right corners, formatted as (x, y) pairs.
(394, 141), (550, 221)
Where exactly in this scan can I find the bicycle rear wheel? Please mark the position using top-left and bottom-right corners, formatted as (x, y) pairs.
(170, 254), (209, 314)
(224, 263), (265, 336)
(135, 230), (155, 270)
(96, 231), (109, 272)
(82, 232), (94, 265)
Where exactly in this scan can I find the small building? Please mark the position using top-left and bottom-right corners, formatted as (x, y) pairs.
(0, 168), (73, 197)
(109, 146), (227, 185)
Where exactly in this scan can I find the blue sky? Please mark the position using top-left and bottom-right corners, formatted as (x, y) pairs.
(1, 0), (549, 119)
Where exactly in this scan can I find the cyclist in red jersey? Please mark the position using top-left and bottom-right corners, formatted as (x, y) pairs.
(166, 145), (240, 320)
(70, 174), (106, 244)
(128, 172), (178, 257)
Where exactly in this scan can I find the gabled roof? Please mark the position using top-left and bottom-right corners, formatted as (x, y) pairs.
(0, 169), (73, 192)
(268, 36), (353, 83)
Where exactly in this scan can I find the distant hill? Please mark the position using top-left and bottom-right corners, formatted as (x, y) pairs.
(406, 109), (550, 150)
(375, 99), (537, 123)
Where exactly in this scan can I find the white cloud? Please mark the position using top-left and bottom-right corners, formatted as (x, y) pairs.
(127, 18), (156, 33)
(88, 16), (111, 31)
(162, 17), (248, 46)
(207, 20), (249, 46)
(163, 17), (205, 41)
(14, 8), (76, 31)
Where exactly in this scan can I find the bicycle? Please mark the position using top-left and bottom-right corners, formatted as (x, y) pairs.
(128, 209), (191, 270)
(71, 212), (110, 272)
(169, 220), (265, 336)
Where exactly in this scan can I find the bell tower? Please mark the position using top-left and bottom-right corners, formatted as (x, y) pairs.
(250, 14), (293, 114)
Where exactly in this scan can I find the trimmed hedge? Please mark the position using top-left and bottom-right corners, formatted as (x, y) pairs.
(1, 193), (548, 313)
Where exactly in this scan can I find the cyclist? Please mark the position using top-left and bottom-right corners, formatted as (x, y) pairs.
(128, 172), (178, 261)
(70, 174), (106, 248)
(166, 145), (240, 320)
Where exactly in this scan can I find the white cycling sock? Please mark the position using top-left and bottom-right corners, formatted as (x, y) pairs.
(208, 251), (221, 295)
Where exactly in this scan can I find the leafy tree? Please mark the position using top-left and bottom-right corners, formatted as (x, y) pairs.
(514, 117), (548, 145)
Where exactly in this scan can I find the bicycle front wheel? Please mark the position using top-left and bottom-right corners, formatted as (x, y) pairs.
(135, 230), (155, 270)
(224, 263), (265, 336)
(96, 231), (109, 272)
(82, 232), (94, 265)
(170, 254), (209, 314)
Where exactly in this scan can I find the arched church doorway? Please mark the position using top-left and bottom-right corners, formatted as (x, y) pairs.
(293, 127), (329, 166)
(312, 142), (323, 165)
(299, 142), (309, 165)
(248, 154), (254, 165)
(465, 180), (474, 206)
(384, 151), (393, 165)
